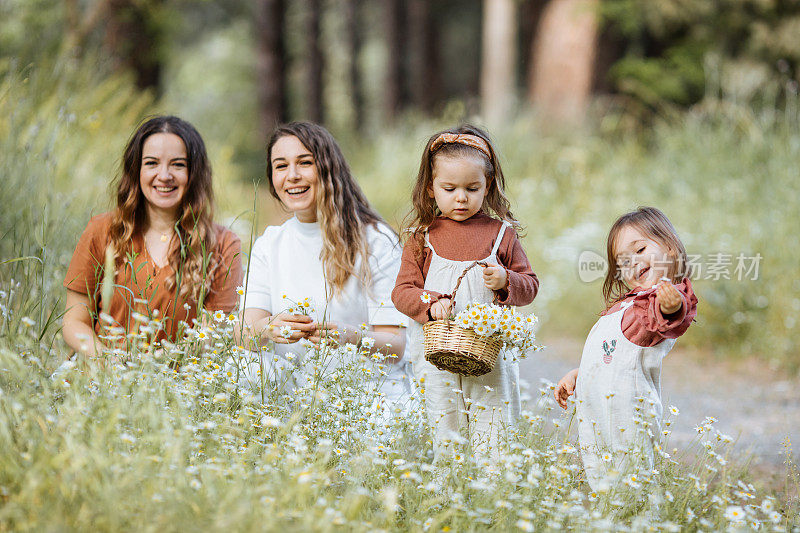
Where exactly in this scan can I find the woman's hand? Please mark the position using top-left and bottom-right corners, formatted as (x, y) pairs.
(307, 321), (342, 346)
(554, 368), (579, 409)
(430, 298), (452, 320)
(482, 263), (508, 291)
(266, 313), (316, 344)
(656, 282), (683, 315)
(241, 308), (315, 346)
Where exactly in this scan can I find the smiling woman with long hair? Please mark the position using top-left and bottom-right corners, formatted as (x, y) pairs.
(239, 121), (410, 402)
(63, 116), (242, 359)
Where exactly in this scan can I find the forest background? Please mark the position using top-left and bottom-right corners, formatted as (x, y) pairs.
(1, 0), (800, 529)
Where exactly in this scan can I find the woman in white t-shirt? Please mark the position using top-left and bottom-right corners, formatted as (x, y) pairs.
(239, 121), (410, 403)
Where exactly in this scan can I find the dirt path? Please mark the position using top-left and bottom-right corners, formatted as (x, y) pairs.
(519, 337), (800, 470)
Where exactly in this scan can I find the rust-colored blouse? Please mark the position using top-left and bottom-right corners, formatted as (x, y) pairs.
(392, 213), (539, 323)
(64, 212), (243, 342)
(604, 277), (698, 347)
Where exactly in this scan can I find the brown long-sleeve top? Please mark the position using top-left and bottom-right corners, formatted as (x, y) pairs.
(64, 212), (243, 342)
(605, 277), (698, 347)
(392, 213), (539, 323)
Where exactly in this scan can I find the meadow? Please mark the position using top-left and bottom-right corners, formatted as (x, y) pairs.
(1, 60), (799, 530)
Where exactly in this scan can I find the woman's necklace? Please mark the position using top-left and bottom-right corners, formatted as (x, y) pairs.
(144, 228), (173, 269)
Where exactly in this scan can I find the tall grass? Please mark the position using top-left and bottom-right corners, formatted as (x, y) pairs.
(1, 311), (797, 530)
(0, 57), (150, 363)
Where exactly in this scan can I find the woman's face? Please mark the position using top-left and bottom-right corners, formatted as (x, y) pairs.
(139, 133), (189, 218)
(270, 135), (319, 223)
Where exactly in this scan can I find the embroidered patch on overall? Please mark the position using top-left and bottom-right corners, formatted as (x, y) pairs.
(602, 339), (617, 364)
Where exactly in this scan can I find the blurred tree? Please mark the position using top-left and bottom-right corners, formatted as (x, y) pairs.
(481, 0), (518, 126)
(103, 0), (164, 90)
(519, 0), (547, 93)
(407, 0), (441, 114)
(256, 0), (287, 138)
(307, 0), (324, 124)
(64, 0), (111, 53)
(343, 0), (365, 130)
(383, 0), (408, 122)
(527, 0), (599, 124)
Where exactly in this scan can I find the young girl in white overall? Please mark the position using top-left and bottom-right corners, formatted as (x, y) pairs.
(555, 207), (698, 490)
(392, 125), (539, 459)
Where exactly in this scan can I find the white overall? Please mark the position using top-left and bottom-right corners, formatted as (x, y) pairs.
(407, 222), (521, 459)
(574, 295), (676, 490)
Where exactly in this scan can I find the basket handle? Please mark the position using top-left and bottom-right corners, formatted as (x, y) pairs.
(441, 260), (488, 319)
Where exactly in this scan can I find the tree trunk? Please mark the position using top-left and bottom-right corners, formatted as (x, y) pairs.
(527, 0), (599, 124)
(383, 0), (407, 122)
(480, 0), (518, 127)
(343, 0), (365, 130)
(103, 0), (162, 90)
(407, 0), (440, 113)
(307, 0), (324, 124)
(256, 0), (287, 139)
(519, 0), (548, 92)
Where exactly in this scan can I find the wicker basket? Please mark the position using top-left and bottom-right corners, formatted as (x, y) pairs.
(422, 261), (502, 377)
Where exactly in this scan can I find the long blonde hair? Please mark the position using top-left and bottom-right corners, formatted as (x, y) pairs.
(403, 124), (518, 255)
(602, 206), (690, 306)
(109, 116), (219, 303)
(266, 122), (389, 297)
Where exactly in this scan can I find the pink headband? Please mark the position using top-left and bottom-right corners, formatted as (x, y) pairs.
(430, 133), (492, 159)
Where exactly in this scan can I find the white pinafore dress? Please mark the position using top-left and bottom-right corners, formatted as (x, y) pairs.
(407, 222), (521, 458)
(574, 293), (676, 490)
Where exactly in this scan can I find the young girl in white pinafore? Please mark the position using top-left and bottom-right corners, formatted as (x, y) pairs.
(392, 125), (539, 459)
(555, 207), (698, 491)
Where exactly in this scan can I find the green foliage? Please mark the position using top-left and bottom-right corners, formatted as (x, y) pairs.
(601, 0), (800, 110)
(0, 0), (65, 66)
(0, 57), (151, 353)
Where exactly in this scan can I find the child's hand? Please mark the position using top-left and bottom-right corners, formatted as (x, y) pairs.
(554, 368), (579, 409)
(482, 263), (508, 291)
(656, 282), (683, 315)
(430, 298), (452, 320)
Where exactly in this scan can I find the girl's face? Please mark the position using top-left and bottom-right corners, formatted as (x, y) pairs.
(139, 133), (189, 219)
(270, 135), (319, 223)
(427, 155), (488, 222)
(614, 225), (673, 290)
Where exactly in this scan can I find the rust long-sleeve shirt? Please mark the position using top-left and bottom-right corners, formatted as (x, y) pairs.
(392, 213), (539, 323)
(605, 277), (698, 347)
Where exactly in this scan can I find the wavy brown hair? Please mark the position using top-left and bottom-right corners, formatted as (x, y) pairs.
(266, 122), (389, 297)
(602, 206), (690, 306)
(403, 124), (518, 253)
(109, 116), (218, 303)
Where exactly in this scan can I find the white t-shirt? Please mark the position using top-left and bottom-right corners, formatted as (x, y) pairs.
(243, 216), (410, 399)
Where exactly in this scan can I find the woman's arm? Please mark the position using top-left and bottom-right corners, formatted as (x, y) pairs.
(63, 289), (102, 358)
